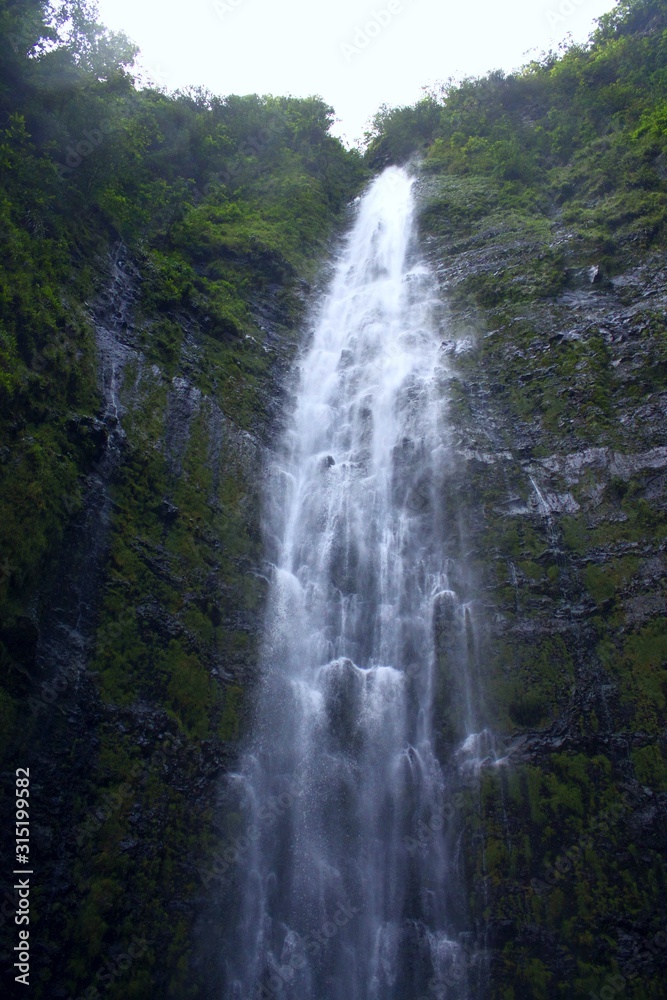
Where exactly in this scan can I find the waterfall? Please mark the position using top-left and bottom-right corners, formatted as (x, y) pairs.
(220, 166), (475, 1000)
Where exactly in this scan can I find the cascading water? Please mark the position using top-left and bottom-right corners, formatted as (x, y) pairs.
(221, 166), (477, 1000)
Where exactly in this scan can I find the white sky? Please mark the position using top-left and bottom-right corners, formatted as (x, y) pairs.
(96, 0), (619, 146)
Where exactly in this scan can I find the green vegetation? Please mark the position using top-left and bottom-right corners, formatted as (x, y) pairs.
(465, 752), (666, 999)
(0, 0), (366, 646)
(367, 0), (667, 274)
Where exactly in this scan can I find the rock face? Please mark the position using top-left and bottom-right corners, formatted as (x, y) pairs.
(1, 168), (665, 1000)
(0, 239), (306, 999)
(416, 175), (667, 998)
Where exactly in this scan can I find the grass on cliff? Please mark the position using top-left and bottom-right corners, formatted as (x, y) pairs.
(367, 0), (667, 279)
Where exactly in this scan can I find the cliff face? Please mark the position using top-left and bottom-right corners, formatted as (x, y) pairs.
(0, 20), (367, 994)
(1, 234), (312, 998)
(360, 5), (667, 989)
(9, 164), (664, 1000)
(416, 170), (667, 997)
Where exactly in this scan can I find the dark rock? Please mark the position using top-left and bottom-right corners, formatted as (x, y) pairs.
(1, 615), (39, 672)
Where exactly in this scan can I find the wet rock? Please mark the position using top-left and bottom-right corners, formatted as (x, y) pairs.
(66, 415), (109, 462)
(159, 498), (180, 522)
(419, 174), (667, 996)
(0, 615), (39, 672)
